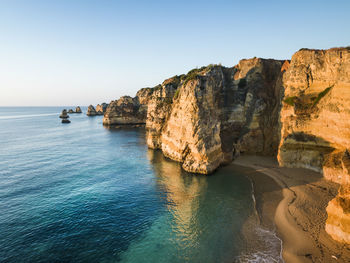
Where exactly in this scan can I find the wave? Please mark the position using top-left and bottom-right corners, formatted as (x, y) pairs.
(236, 176), (284, 263)
(0, 113), (58, 120)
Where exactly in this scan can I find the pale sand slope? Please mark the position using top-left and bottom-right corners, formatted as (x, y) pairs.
(233, 155), (350, 263)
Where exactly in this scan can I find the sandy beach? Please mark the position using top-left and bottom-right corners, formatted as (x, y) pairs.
(233, 155), (350, 263)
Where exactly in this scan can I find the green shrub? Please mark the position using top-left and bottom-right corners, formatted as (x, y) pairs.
(183, 68), (202, 85)
(182, 64), (222, 85)
(174, 89), (180, 99)
(312, 86), (332, 107)
(284, 96), (297, 106)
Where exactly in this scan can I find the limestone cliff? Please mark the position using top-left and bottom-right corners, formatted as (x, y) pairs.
(144, 60), (285, 174)
(103, 88), (153, 125)
(102, 47), (350, 243)
(103, 60), (285, 172)
(146, 76), (181, 148)
(277, 47), (350, 244)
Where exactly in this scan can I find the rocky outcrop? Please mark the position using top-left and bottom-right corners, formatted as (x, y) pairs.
(96, 103), (109, 115)
(147, 60), (285, 174)
(146, 76), (181, 148)
(75, 106), (82, 113)
(103, 88), (153, 125)
(277, 47), (350, 244)
(59, 109), (69, 119)
(326, 151), (350, 244)
(86, 105), (97, 116)
(104, 60), (285, 173)
(60, 109), (70, 123)
(68, 109), (74, 113)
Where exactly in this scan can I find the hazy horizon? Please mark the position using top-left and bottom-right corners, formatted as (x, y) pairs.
(1, 0), (350, 106)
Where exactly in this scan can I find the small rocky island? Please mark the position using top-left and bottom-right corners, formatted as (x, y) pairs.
(75, 106), (82, 113)
(87, 103), (109, 116)
(59, 109), (70, 123)
(59, 107), (82, 123)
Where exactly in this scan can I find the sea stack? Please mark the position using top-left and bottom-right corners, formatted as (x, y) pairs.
(96, 103), (109, 115)
(75, 106), (82, 113)
(59, 109), (69, 119)
(60, 109), (70, 123)
(86, 105), (97, 116)
(68, 109), (74, 113)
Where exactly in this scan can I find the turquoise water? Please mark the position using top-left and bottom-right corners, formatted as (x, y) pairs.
(0, 107), (281, 263)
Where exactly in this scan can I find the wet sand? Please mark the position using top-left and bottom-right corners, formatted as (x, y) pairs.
(233, 155), (350, 263)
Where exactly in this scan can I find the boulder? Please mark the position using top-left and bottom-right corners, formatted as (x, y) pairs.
(75, 106), (82, 113)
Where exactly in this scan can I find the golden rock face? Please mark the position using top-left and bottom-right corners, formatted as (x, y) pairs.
(102, 47), (350, 243)
(146, 61), (285, 174)
(278, 48), (350, 243)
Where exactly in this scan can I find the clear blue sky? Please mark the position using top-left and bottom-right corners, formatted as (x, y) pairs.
(1, 0), (349, 106)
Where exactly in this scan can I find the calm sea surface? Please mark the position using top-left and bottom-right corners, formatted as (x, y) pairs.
(0, 107), (281, 263)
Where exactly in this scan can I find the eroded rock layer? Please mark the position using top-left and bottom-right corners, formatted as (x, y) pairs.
(277, 47), (350, 244)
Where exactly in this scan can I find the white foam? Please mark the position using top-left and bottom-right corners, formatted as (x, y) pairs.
(0, 113), (58, 120)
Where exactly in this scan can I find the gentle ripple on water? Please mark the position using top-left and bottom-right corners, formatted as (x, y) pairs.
(0, 107), (281, 263)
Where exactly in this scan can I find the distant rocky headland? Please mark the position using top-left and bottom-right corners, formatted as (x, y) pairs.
(98, 47), (350, 245)
(87, 103), (109, 116)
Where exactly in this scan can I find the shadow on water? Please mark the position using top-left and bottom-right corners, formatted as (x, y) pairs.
(114, 148), (256, 263)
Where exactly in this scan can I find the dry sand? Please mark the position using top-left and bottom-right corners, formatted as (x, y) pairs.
(233, 155), (350, 263)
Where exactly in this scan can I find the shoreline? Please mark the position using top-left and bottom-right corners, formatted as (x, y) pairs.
(232, 155), (350, 263)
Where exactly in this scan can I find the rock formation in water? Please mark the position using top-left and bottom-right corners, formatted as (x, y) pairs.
(96, 103), (109, 115)
(86, 105), (97, 116)
(75, 106), (82, 113)
(60, 109), (70, 123)
(102, 47), (350, 243)
(103, 88), (153, 125)
(59, 109), (69, 119)
(277, 47), (350, 244)
(68, 109), (74, 113)
(61, 118), (71, 123)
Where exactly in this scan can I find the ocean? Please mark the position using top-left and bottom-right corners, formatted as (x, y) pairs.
(0, 107), (282, 263)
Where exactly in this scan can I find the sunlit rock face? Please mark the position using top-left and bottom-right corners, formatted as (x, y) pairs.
(146, 76), (181, 149)
(158, 59), (285, 174)
(277, 47), (350, 243)
(103, 88), (153, 125)
(96, 103), (109, 115)
(102, 46), (350, 243)
(86, 105), (97, 116)
(326, 151), (350, 244)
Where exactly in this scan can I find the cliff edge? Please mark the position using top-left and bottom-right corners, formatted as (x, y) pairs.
(278, 47), (350, 244)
